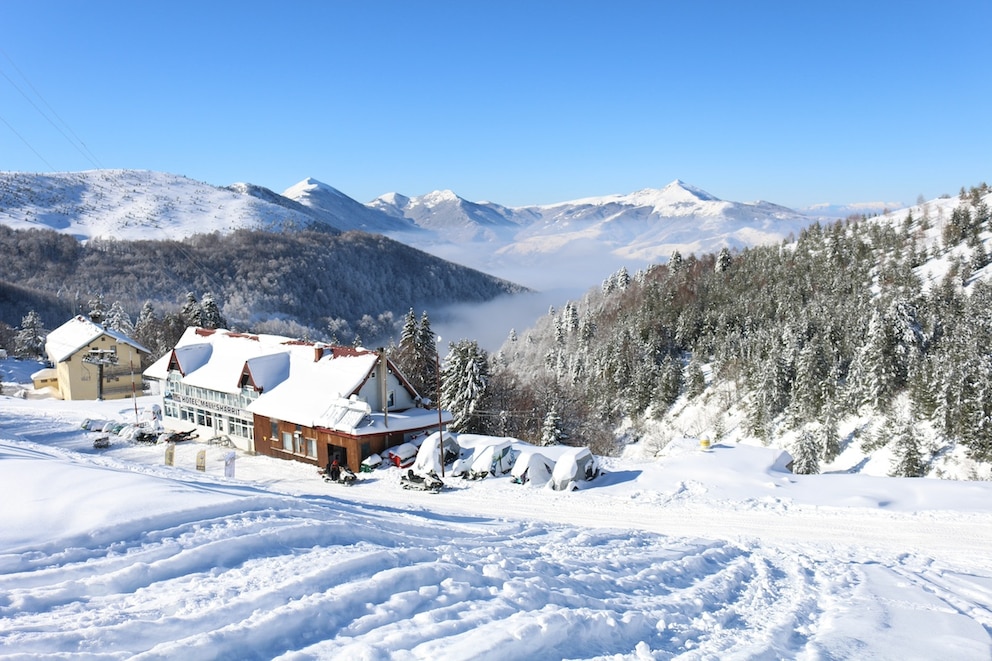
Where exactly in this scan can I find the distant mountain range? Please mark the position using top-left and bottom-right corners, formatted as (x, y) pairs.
(1, 169), (836, 290)
(293, 178), (832, 289)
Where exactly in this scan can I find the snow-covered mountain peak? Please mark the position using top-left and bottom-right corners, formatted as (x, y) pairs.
(282, 177), (349, 200)
(373, 192), (410, 207)
(282, 177), (414, 233)
(659, 179), (719, 202)
(618, 181), (721, 210)
(418, 189), (462, 208)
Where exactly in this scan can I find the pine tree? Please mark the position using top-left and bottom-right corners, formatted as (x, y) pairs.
(540, 407), (564, 446)
(847, 308), (894, 409)
(15, 310), (46, 359)
(716, 247), (733, 273)
(180, 292), (202, 327)
(133, 301), (161, 358)
(818, 402), (842, 463)
(889, 411), (927, 477)
(657, 355), (684, 407)
(392, 308), (421, 391)
(200, 292), (227, 329)
(562, 302), (579, 334)
(684, 356), (705, 398)
(956, 349), (992, 463)
(788, 339), (829, 426)
(617, 267), (630, 290)
(791, 429), (821, 475)
(416, 311), (438, 400)
(440, 339), (490, 433)
(105, 301), (134, 336)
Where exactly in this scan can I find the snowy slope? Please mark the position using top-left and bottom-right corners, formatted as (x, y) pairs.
(870, 189), (992, 293)
(2, 366), (992, 659)
(0, 170), (336, 241)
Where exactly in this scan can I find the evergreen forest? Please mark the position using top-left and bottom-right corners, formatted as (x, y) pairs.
(408, 185), (992, 479)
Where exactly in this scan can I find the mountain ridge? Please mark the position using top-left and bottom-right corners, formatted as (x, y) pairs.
(0, 169), (849, 290)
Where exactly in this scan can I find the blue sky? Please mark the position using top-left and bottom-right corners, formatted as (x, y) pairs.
(1, 1), (989, 209)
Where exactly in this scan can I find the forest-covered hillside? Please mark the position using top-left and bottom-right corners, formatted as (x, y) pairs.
(443, 184), (992, 479)
(0, 225), (525, 352)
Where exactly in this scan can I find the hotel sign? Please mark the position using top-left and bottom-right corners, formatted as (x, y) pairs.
(169, 393), (243, 416)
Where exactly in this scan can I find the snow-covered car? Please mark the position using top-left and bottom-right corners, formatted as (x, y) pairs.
(466, 440), (516, 480)
(80, 418), (110, 431)
(549, 447), (599, 491)
(413, 433), (460, 475)
(510, 451), (555, 487)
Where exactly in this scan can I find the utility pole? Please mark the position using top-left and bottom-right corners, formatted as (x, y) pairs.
(436, 335), (444, 477)
(83, 349), (118, 401)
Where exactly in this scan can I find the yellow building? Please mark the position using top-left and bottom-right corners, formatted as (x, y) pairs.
(39, 316), (150, 401)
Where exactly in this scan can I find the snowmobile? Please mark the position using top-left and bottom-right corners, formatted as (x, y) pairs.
(132, 430), (160, 445)
(320, 463), (357, 485)
(400, 469), (443, 493)
(92, 435), (111, 449)
(158, 430), (197, 444)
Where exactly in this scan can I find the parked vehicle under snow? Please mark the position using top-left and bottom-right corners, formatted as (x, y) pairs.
(510, 451), (555, 487)
(550, 447), (600, 491)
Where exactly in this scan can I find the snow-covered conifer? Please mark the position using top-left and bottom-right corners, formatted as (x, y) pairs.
(791, 429), (821, 475)
(889, 412), (927, 477)
(716, 247), (732, 273)
(14, 310), (46, 358)
(416, 312), (438, 398)
(180, 292), (202, 327)
(200, 293), (226, 330)
(441, 339), (490, 433)
(104, 301), (134, 336)
(540, 407), (564, 446)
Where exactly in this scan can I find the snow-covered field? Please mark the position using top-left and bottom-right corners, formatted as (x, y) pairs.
(2, 363), (992, 659)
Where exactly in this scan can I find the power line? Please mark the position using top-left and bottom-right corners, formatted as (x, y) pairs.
(0, 111), (57, 171)
(0, 47), (103, 169)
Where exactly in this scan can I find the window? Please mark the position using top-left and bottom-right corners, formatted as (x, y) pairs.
(282, 431), (293, 452)
(306, 437), (317, 457)
(270, 420), (278, 440)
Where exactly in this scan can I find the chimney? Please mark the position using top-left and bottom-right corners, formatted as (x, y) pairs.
(314, 342), (326, 362)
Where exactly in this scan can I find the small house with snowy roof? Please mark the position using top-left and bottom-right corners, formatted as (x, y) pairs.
(144, 327), (451, 472)
(38, 315), (150, 401)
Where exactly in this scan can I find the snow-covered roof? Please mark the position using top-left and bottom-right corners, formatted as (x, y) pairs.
(244, 353), (290, 392)
(357, 407), (453, 437)
(144, 327), (440, 432)
(44, 315), (150, 364)
(171, 343), (213, 376)
(247, 352), (380, 422)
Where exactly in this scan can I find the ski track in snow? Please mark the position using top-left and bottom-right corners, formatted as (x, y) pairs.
(2, 401), (992, 659)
